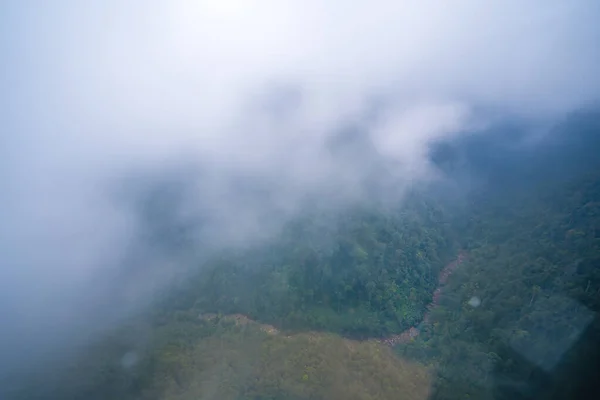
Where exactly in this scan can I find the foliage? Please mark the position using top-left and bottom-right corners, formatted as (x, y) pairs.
(397, 172), (600, 399)
(15, 143), (600, 400)
(28, 313), (432, 400)
(186, 195), (456, 338)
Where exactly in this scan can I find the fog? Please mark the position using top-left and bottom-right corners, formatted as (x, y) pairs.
(1, 0), (599, 385)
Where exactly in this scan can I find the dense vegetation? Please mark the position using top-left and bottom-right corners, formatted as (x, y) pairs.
(186, 195), (456, 338)
(7, 114), (600, 400)
(399, 172), (600, 399)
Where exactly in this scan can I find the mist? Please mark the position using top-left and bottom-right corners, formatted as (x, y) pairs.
(1, 0), (599, 388)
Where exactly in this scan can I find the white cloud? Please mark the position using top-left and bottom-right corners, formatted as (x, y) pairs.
(1, 0), (599, 374)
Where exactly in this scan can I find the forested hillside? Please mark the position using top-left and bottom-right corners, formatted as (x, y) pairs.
(398, 171), (600, 399)
(185, 194), (456, 338)
(8, 115), (600, 400)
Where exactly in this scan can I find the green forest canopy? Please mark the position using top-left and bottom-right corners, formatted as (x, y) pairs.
(13, 167), (600, 400)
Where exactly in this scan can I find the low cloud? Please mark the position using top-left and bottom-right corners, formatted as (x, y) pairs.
(1, 0), (599, 381)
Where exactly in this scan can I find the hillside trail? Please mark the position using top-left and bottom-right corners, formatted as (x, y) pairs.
(374, 252), (466, 346)
(199, 252), (467, 346)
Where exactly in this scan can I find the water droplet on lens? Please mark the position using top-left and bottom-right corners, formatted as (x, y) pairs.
(468, 296), (481, 307)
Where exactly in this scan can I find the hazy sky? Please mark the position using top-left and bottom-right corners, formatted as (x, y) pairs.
(1, 0), (599, 382)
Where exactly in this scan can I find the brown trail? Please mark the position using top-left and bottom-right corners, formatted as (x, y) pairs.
(374, 252), (466, 346)
(199, 253), (467, 347)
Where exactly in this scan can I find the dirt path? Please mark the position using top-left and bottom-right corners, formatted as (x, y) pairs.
(199, 253), (466, 347)
(375, 252), (466, 346)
